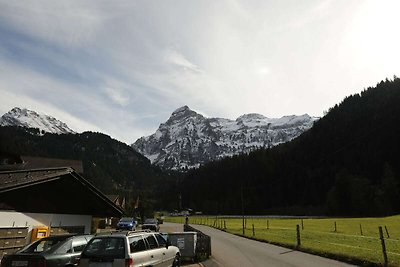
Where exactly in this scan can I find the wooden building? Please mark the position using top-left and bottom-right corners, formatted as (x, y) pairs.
(0, 167), (123, 258)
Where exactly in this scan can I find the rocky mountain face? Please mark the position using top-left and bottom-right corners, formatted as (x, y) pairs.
(132, 106), (319, 170)
(0, 107), (75, 134)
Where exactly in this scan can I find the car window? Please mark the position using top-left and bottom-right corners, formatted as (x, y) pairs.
(56, 240), (72, 254)
(154, 234), (167, 247)
(82, 237), (125, 259)
(144, 219), (157, 224)
(73, 243), (86, 253)
(129, 236), (147, 252)
(72, 236), (90, 253)
(120, 217), (134, 222)
(144, 235), (158, 249)
(22, 238), (64, 253)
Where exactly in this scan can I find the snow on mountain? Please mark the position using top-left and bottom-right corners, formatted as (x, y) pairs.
(132, 106), (319, 170)
(0, 107), (75, 135)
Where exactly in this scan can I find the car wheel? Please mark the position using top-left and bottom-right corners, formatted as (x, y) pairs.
(172, 254), (180, 267)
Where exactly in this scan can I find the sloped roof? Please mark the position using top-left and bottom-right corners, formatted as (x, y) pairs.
(21, 156), (84, 173)
(0, 155), (83, 173)
(0, 167), (123, 217)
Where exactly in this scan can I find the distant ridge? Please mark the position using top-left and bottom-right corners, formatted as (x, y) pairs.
(132, 106), (318, 170)
(0, 107), (75, 135)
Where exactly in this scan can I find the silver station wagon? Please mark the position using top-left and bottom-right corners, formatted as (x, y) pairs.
(79, 231), (180, 267)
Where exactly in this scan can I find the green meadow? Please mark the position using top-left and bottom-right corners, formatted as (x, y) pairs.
(165, 215), (400, 266)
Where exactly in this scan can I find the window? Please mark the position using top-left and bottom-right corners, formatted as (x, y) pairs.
(55, 240), (72, 254)
(129, 236), (146, 252)
(155, 234), (167, 247)
(82, 237), (125, 259)
(73, 244), (86, 252)
(23, 239), (63, 253)
(145, 235), (158, 249)
(72, 237), (88, 253)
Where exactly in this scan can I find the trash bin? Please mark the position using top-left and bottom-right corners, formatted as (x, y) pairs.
(168, 232), (197, 260)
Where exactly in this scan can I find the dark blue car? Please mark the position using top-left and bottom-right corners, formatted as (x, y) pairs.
(116, 217), (137, 231)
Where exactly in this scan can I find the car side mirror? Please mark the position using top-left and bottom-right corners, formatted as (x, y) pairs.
(166, 238), (171, 248)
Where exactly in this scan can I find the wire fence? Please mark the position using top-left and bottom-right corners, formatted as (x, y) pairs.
(166, 216), (400, 266)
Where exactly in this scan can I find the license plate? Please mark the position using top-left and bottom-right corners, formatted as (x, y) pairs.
(12, 261), (28, 267)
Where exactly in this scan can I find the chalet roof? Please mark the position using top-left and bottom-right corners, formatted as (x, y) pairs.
(0, 155), (83, 173)
(21, 156), (84, 173)
(0, 167), (123, 217)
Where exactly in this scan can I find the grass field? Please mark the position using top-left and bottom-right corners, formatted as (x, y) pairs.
(165, 215), (400, 266)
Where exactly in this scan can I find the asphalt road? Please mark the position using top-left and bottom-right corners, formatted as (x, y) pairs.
(161, 222), (355, 267)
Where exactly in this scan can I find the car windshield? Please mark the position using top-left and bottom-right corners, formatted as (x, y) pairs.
(82, 237), (125, 259)
(120, 218), (134, 222)
(20, 237), (66, 253)
(144, 219), (157, 224)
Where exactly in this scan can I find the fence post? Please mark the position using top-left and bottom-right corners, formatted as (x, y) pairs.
(334, 221), (337, 232)
(242, 216), (245, 235)
(267, 219), (269, 230)
(252, 224), (255, 236)
(296, 225), (301, 248)
(359, 224), (363, 236)
(224, 220), (226, 229)
(379, 226), (388, 267)
(301, 219), (304, 230)
(385, 226), (390, 238)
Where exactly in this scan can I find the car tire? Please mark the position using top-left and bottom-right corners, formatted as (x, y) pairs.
(172, 254), (180, 267)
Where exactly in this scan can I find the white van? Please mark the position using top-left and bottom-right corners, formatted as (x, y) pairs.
(79, 231), (180, 267)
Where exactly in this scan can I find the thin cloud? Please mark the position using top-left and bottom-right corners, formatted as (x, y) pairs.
(164, 48), (202, 73)
(1, 0), (399, 144)
(104, 87), (130, 107)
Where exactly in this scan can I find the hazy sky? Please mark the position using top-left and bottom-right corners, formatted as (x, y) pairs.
(1, 0), (399, 144)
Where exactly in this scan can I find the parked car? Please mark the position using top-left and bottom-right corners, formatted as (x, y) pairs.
(116, 217), (137, 231)
(141, 219), (160, 232)
(0, 234), (93, 267)
(79, 231), (180, 267)
(157, 217), (164, 225)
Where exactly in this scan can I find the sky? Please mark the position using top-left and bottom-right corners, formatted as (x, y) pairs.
(1, 0), (400, 144)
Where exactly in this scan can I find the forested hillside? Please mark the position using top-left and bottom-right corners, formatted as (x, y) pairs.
(182, 77), (400, 216)
(0, 128), (180, 215)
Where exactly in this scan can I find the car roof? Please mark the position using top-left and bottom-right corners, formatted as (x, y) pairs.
(94, 230), (153, 238)
(40, 234), (92, 240)
(40, 234), (75, 240)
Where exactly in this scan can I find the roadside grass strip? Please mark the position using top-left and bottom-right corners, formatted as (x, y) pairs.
(165, 215), (400, 266)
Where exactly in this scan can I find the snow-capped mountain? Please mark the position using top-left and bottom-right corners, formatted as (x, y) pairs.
(132, 106), (319, 170)
(0, 107), (75, 134)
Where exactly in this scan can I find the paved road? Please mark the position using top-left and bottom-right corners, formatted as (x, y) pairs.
(162, 223), (355, 267)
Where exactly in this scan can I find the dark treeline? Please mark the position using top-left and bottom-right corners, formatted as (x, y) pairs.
(0, 128), (181, 217)
(182, 77), (400, 216)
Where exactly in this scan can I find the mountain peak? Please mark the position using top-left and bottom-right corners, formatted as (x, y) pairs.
(133, 107), (318, 170)
(237, 113), (267, 121)
(0, 107), (75, 135)
(9, 107), (33, 116)
(172, 105), (191, 114)
(168, 105), (200, 122)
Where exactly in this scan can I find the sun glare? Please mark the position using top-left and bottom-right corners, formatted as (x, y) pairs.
(347, 0), (400, 72)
